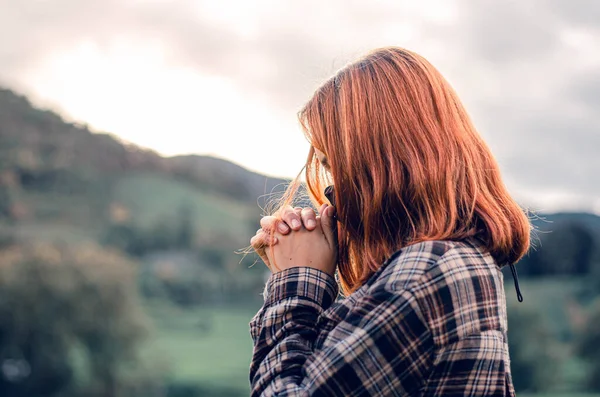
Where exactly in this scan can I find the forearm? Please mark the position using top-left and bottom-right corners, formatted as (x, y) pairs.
(249, 267), (338, 394)
(248, 267), (432, 396)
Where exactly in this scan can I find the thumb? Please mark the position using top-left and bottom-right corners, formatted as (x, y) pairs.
(320, 205), (338, 248)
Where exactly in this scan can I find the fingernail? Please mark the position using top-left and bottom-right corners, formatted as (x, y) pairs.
(307, 219), (316, 228)
(278, 223), (289, 233)
(292, 219), (301, 229)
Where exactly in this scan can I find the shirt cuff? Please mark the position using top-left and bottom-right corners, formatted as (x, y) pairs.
(263, 267), (339, 309)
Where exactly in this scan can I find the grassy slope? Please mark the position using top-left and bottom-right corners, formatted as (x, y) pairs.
(508, 277), (591, 391)
(11, 171), (257, 246)
(508, 277), (586, 336)
(145, 277), (600, 395)
(144, 302), (260, 394)
(520, 395), (600, 397)
(112, 173), (254, 239)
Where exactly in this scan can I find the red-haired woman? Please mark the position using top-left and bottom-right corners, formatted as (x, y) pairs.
(250, 47), (529, 396)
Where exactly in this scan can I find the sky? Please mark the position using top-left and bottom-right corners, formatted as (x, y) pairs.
(0, 0), (598, 213)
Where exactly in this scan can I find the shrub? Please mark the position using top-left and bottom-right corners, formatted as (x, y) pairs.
(0, 242), (153, 396)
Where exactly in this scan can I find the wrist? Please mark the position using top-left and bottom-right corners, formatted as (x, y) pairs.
(263, 267), (339, 308)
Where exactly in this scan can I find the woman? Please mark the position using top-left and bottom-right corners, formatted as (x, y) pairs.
(249, 47), (529, 396)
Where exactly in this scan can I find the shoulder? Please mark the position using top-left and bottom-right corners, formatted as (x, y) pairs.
(373, 238), (507, 343)
(377, 238), (498, 292)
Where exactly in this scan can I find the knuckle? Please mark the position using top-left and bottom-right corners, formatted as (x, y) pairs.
(284, 211), (299, 222)
(260, 216), (275, 230)
(251, 234), (266, 247)
(281, 205), (295, 215)
(301, 207), (315, 217)
(275, 219), (289, 233)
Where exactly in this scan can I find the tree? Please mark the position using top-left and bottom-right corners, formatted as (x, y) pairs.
(521, 221), (597, 277)
(102, 205), (196, 258)
(0, 243), (152, 397)
(174, 204), (195, 250)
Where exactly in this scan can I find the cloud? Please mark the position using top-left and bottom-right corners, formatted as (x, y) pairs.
(545, 0), (600, 28)
(383, 0), (599, 210)
(567, 70), (600, 108)
(457, 0), (561, 63)
(0, 0), (597, 211)
(0, 0), (123, 73)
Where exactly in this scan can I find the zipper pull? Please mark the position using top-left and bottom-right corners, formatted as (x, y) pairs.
(509, 264), (523, 302)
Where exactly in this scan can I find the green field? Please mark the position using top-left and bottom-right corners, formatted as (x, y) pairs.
(114, 173), (253, 238)
(145, 302), (261, 395)
(13, 172), (256, 244)
(145, 301), (600, 397)
(520, 395), (600, 397)
(143, 279), (600, 396)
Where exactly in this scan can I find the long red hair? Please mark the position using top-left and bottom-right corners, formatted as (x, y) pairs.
(277, 47), (530, 295)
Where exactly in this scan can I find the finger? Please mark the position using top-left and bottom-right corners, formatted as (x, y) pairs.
(261, 215), (290, 234)
(301, 207), (317, 230)
(264, 232), (278, 246)
(251, 230), (277, 249)
(319, 203), (328, 216)
(260, 216), (277, 232)
(320, 205), (337, 247)
(251, 230), (280, 271)
(250, 234), (265, 251)
(264, 244), (282, 272)
(251, 232), (269, 249)
(252, 244), (271, 269)
(281, 206), (303, 231)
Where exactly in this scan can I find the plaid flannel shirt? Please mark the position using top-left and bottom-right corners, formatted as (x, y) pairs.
(249, 238), (515, 396)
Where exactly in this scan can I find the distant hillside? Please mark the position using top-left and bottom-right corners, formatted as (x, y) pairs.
(0, 87), (288, 245)
(167, 155), (288, 206)
(531, 212), (600, 235)
(1, 85), (598, 259)
(0, 88), (165, 173)
(0, 88), (288, 204)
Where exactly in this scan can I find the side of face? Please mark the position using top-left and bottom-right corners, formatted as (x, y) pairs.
(315, 148), (330, 171)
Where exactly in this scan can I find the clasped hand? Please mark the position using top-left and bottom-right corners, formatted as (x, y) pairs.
(250, 204), (338, 277)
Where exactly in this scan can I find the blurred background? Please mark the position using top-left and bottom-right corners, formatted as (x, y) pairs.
(0, 0), (598, 396)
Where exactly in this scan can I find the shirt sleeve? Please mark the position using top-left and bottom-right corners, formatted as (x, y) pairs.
(248, 266), (433, 396)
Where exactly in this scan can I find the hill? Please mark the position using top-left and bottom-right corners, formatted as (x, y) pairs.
(0, 87), (288, 244)
(0, 85), (598, 270)
(531, 211), (600, 235)
(2, 86), (600, 395)
(167, 154), (289, 207)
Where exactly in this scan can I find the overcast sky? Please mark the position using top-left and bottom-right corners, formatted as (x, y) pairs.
(0, 0), (598, 213)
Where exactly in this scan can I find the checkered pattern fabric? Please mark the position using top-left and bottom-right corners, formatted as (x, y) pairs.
(249, 238), (515, 396)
